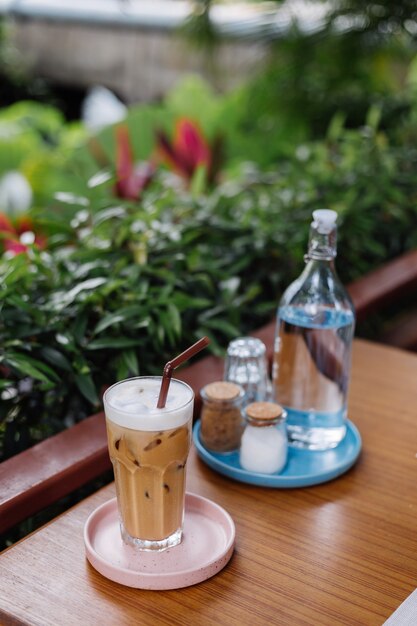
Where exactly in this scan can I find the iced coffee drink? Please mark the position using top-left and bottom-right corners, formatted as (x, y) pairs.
(104, 376), (194, 551)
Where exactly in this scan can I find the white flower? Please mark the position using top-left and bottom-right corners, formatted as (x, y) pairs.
(0, 171), (33, 215)
(20, 231), (35, 246)
(82, 86), (127, 132)
(295, 145), (311, 162)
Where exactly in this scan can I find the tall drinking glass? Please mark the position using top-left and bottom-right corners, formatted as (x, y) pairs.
(104, 376), (194, 551)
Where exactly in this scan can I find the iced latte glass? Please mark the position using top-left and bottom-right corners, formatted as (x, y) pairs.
(104, 376), (194, 551)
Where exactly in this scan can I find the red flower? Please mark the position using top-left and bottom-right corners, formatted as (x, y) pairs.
(0, 212), (45, 256)
(114, 125), (154, 201)
(0, 214), (15, 236)
(156, 118), (222, 185)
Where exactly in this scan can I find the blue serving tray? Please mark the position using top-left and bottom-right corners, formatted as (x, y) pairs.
(193, 420), (362, 488)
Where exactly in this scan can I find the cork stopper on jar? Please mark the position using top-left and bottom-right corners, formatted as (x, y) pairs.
(245, 401), (285, 425)
(203, 381), (242, 402)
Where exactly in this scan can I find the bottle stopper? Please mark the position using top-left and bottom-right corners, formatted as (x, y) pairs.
(312, 209), (337, 234)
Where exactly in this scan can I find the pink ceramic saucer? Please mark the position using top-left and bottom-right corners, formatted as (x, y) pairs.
(84, 493), (235, 590)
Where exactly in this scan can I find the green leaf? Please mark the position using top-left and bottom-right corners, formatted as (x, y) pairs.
(366, 105), (382, 131)
(158, 311), (176, 346)
(87, 169), (113, 189)
(6, 294), (37, 314)
(0, 380), (15, 390)
(74, 374), (99, 405)
(155, 322), (165, 345)
(93, 312), (126, 334)
(122, 349), (140, 376)
(87, 337), (142, 350)
(190, 164), (207, 197)
(1, 256), (31, 286)
(167, 303), (182, 337)
(327, 112), (346, 142)
(72, 313), (89, 344)
(3, 354), (57, 385)
(54, 191), (90, 207)
(49, 278), (108, 310)
(93, 206), (126, 225)
(115, 356), (129, 382)
(56, 333), (76, 351)
(203, 318), (240, 338)
(132, 318), (151, 330)
(13, 353), (60, 380)
(171, 294), (211, 311)
(40, 347), (72, 372)
(93, 306), (149, 335)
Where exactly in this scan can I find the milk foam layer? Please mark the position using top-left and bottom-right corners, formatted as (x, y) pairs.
(104, 377), (194, 431)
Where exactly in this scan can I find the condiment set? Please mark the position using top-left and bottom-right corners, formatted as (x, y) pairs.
(199, 337), (288, 475)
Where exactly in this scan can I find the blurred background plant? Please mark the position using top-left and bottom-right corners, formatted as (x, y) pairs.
(203, 0), (415, 160)
(1, 0), (417, 462)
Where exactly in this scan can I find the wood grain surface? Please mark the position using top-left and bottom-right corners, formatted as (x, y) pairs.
(1, 339), (417, 626)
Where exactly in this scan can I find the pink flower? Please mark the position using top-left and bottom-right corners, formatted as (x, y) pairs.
(0, 213), (45, 256)
(114, 125), (154, 201)
(156, 118), (222, 185)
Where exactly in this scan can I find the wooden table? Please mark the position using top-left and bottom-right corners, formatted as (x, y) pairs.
(1, 339), (417, 626)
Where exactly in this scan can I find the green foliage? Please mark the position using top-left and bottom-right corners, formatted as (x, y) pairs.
(183, 0), (416, 166)
(0, 101), (88, 207)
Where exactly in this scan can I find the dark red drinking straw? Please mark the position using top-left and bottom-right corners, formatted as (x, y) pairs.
(157, 336), (210, 408)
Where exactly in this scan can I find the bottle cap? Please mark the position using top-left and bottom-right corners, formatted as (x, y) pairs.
(245, 401), (285, 423)
(312, 209), (337, 235)
(203, 381), (242, 402)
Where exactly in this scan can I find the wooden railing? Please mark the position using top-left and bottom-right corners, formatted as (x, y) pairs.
(2, 249), (417, 534)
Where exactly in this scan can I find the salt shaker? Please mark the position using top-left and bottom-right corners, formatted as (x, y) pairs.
(199, 381), (245, 452)
(239, 402), (287, 474)
(224, 337), (271, 404)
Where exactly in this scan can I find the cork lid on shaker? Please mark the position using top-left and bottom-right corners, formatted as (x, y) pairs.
(244, 401), (286, 425)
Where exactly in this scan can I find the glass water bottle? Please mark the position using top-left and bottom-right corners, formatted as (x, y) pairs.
(272, 209), (355, 450)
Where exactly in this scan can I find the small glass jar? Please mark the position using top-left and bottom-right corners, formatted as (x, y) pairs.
(224, 337), (271, 404)
(239, 402), (288, 474)
(199, 381), (245, 452)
